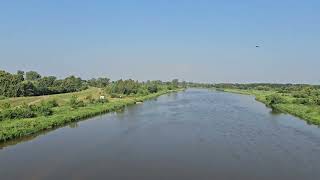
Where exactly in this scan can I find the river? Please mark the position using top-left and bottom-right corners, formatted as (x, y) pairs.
(1, 89), (320, 180)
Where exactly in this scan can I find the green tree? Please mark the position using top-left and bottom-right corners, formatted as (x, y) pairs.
(96, 77), (110, 87)
(266, 94), (285, 105)
(147, 83), (158, 93)
(171, 79), (179, 88)
(19, 81), (37, 96)
(17, 70), (25, 81)
(109, 79), (140, 95)
(88, 77), (110, 88)
(36, 76), (57, 95)
(61, 76), (86, 92)
(0, 70), (24, 97)
(26, 71), (41, 81)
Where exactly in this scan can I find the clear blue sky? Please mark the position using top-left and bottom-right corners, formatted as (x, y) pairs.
(1, 0), (319, 83)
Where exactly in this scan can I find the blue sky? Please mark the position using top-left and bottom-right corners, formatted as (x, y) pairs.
(1, 0), (319, 83)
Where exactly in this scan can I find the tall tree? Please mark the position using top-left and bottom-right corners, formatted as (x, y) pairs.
(17, 70), (25, 81)
(0, 70), (24, 97)
(26, 71), (41, 81)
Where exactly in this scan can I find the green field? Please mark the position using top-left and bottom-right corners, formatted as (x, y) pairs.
(0, 87), (103, 110)
(218, 88), (320, 125)
(0, 88), (179, 142)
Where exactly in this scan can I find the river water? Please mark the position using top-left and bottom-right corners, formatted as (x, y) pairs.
(1, 89), (320, 180)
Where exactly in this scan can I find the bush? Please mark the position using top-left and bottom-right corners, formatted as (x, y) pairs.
(36, 101), (54, 116)
(46, 99), (59, 108)
(293, 98), (310, 105)
(38, 99), (58, 109)
(17, 104), (37, 118)
(311, 96), (320, 105)
(69, 95), (86, 109)
(292, 92), (307, 98)
(266, 94), (285, 105)
(147, 84), (158, 93)
(36, 105), (53, 116)
(0, 109), (15, 120)
(86, 95), (97, 104)
(137, 89), (149, 96)
(0, 105), (36, 120)
(0, 101), (55, 120)
(69, 95), (77, 106)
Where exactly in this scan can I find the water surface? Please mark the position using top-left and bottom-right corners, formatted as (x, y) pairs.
(1, 89), (320, 180)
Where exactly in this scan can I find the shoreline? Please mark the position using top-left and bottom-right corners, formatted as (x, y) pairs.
(0, 89), (181, 142)
(214, 88), (320, 126)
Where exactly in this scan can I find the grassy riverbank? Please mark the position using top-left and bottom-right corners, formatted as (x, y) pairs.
(217, 88), (320, 125)
(0, 88), (180, 142)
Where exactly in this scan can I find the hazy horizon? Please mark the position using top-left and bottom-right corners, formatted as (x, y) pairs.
(1, 1), (319, 84)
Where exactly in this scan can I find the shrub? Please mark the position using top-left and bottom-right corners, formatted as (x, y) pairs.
(137, 89), (149, 96)
(0, 104), (37, 120)
(38, 99), (58, 109)
(311, 96), (320, 105)
(147, 84), (158, 93)
(0, 109), (15, 120)
(266, 94), (285, 105)
(292, 92), (307, 98)
(36, 105), (53, 116)
(0, 101), (56, 120)
(46, 99), (59, 108)
(69, 95), (86, 109)
(16, 104), (37, 118)
(69, 95), (77, 106)
(85, 95), (97, 104)
(293, 98), (310, 105)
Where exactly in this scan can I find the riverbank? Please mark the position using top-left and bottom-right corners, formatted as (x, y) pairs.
(0, 89), (181, 142)
(215, 88), (320, 125)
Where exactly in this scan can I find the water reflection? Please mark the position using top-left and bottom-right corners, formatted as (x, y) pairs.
(269, 108), (282, 115)
(69, 122), (79, 128)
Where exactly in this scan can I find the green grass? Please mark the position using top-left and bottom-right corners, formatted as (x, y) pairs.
(0, 87), (104, 109)
(0, 88), (180, 142)
(217, 88), (320, 125)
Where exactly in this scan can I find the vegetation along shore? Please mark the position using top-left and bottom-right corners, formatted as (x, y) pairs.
(214, 83), (320, 125)
(0, 70), (184, 142)
(2, 69), (320, 142)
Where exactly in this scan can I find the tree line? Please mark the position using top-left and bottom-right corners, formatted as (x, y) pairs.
(0, 70), (87, 97)
(0, 70), (189, 98)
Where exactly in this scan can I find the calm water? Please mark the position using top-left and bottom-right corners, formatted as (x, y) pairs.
(1, 89), (320, 180)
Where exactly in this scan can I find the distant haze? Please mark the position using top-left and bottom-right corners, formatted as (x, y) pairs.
(1, 1), (319, 84)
